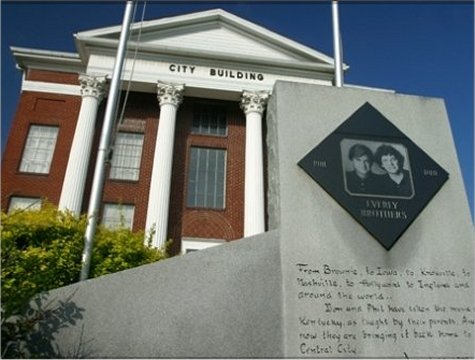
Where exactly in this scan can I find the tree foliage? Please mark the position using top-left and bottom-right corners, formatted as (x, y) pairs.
(1, 204), (168, 318)
(1, 204), (168, 357)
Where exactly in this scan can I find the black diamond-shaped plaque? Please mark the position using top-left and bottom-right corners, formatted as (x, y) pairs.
(298, 102), (449, 250)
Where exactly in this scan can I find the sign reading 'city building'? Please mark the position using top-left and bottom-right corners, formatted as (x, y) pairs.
(298, 102), (449, 249)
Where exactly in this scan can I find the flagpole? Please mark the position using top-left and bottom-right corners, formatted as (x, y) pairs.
(80, 1), (135, 281)
(332, 0), (344, 87)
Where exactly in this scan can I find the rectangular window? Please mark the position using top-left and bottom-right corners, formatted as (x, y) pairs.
(8, 196), (42, 213)
(110, 132), (144, 181)
(192, 104), (227, 136)
(187, 147), (226, 209)
(20, 125), (59, 174)
(102, 204), (135, 230)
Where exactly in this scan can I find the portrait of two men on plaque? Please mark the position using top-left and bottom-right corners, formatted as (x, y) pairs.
(341, 139), (414, 199)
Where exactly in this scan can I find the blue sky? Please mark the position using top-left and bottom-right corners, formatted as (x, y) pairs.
(1, 1), (473, 217)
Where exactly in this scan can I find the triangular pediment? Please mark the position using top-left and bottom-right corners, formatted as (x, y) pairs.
(75, 8), (335, 66)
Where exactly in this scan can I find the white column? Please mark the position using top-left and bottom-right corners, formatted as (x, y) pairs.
(59, 74), (107, 215)
(240, 90), (270, 237)
(146, 81), (184, 248)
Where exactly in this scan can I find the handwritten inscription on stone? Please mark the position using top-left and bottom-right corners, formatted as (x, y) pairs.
(294, 263), (474, 356)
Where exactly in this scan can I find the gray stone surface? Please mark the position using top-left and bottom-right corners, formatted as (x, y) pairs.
(25, 82), (473, 358)
(267, 81), (474, 358)
(27, 231), (284, 358)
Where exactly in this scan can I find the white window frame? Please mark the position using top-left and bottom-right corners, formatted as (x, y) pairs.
(8, 196), (42, 213)
(19, 125), (59, 174)
(101, 203), (135, 230)
(182, 238), (225, 254)
(109, 132), (144, 181)
(187, 147), (227, 209)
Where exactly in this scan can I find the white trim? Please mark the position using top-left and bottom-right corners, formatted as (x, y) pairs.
(85, 53), (333, 98)
(75, 9), (336, 66)
(8, 196), (42, 213)
(82, 37), (336, 72)
(11, 46), (85, 74)
(11, 46), (80, 60)
(22, 80), (81, 96)
(345, 83), (395, 93)
(182, 238), (225, 254)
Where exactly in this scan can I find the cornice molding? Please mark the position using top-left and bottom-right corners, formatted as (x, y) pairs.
(11, 46), (85, 73)
(22, 80), (81, 96)
(85, 53), (334, 98)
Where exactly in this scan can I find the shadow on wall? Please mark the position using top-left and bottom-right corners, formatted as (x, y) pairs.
(2, 289), (93, 358)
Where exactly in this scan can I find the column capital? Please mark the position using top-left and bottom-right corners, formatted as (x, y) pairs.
(157, 81), (185, 107)
(78, 74), (107, 101)
(240, 90), (270, 116)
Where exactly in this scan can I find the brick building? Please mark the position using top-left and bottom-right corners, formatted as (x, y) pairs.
(2, 9), (341, 255)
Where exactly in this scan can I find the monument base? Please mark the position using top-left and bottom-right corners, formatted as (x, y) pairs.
(268, 81), (474, 358)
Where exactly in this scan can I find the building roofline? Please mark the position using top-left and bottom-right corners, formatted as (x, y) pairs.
(74, 8), (345, 69)
(10, 46), (85, 73)
(76, 36), (338, 74)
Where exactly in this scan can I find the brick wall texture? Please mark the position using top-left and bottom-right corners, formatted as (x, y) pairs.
(2, 70), (252, 255)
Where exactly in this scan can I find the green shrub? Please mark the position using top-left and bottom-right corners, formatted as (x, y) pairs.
(1, 204), (168, 318)
(91, 226), (167, 278)
(1, 204), (169, 357)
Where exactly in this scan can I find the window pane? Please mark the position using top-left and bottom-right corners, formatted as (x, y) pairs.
(192, 105), (227, 136)
(8, 197), (42, 213)
(20, 125), (59, 174)
(209, 115), (218, 135)
(187, 147), (226, 209)
(102, 204), (135, 230)
(110, 132), (144, 181)
(218, 115), (227, 136)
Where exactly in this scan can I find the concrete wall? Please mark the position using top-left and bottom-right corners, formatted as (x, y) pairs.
(26, 231), (283, 358)
(267, 82), (474, 358)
